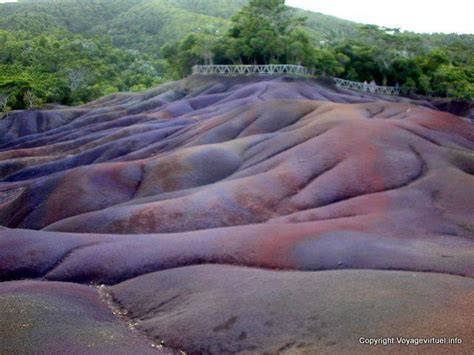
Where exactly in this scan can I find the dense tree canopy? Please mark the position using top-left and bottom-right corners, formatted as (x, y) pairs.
(225, 0), (306, 64)
(160, 1), (472, 101)
(161, 0), (336, 76)
(0, 29), (169, 111)
(0, 0), (472, 115)
(333, 26), (474, 99)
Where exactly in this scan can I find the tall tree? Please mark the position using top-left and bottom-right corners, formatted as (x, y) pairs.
(225, 0), (306, 64)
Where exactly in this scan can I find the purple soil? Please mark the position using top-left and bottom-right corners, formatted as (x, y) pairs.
(0, 75), (473, 353)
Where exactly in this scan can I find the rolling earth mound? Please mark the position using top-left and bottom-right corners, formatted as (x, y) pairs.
(1, 76), (473, 353)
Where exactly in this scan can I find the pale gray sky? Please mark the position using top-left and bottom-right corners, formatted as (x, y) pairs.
(286, 0), (473, 34)
(0, 0), (473, 34)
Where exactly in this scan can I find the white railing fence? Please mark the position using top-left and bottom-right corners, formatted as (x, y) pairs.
(192, 64), (315, 77)
(332, 77), (400, 95)
(191, 65), (400, 95)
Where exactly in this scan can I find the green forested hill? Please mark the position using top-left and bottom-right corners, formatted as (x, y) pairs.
(8, 0), (356, 48)
(0, 0), (472, 111)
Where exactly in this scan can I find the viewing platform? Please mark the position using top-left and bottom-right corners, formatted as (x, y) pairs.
(191, 65), (401, 95)
(332, 77), (400, 95)
(192, 64), (315, 77)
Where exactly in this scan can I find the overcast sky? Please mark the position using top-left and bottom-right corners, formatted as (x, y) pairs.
(0, 0), (472, 34)
(286, 0), (473, 34)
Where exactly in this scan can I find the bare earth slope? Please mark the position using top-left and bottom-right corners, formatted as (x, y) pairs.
(0, 76), (473, 353)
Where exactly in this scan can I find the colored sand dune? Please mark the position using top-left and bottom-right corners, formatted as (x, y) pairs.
(1, 76), (473, 353)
